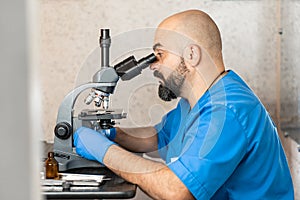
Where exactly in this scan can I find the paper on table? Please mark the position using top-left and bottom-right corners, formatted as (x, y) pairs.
(41, 172), (110, 187)
(60, 173), (107, 183)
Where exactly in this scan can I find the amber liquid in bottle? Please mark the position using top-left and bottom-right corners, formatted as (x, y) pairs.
(45, 152), (59, 179)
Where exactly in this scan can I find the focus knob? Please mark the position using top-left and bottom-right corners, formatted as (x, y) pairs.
(54, 122), (71, 140)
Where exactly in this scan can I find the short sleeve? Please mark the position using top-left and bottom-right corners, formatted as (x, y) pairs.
(167, 105), (247, 199)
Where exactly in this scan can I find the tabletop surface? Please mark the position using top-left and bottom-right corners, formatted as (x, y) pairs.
(42, 142), (137, 199)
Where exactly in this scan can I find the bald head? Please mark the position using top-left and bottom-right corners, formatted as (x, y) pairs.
(155, 10), (223, 67)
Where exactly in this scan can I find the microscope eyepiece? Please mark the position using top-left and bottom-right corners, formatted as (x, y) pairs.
(138, 53), (157, 65)
(100, 29), (110, 40)
(114, 53), (157, 81)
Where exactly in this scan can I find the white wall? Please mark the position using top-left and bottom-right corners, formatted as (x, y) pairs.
(281, 0), (300, 125)
(280, 0), (300, 198)
(40, 0), (279, 141)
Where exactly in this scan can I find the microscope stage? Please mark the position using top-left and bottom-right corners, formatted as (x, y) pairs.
(78, 109), (127, 121)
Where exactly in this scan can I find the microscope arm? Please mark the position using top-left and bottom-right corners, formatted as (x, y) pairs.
(57, 82), (116, 123)
(54, 82), (116, 152)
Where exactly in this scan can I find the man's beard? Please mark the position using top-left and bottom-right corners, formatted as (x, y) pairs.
(154, 58), (188, 101)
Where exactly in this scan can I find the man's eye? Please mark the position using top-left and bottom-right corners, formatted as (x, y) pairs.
(157, 52), (163, 57)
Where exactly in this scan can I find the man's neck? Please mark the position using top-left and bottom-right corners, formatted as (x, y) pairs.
(182, 69), (227, 109)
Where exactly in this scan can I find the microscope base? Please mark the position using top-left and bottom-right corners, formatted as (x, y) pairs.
(54, 150), (104, 172)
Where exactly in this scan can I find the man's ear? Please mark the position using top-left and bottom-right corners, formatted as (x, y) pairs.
(183, 44), (201, 67)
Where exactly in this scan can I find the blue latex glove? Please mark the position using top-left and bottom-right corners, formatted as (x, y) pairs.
(102, 127), (117, 141)
(73, 127), (115, 164)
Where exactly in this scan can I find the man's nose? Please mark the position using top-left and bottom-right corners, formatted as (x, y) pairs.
(150, 62), (158, 71)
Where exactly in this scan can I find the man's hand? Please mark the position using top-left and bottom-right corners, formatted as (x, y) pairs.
(73, 127), (115, 164)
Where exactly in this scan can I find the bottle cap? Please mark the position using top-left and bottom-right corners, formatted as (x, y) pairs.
(48, 152), (54, 158)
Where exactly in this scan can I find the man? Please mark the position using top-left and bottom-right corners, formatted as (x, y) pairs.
(74, 10), (294, 199)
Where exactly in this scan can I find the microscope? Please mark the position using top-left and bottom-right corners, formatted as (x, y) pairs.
(53, 29), (157, 171)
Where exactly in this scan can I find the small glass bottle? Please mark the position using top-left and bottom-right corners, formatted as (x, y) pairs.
(45, 152), (59, 179)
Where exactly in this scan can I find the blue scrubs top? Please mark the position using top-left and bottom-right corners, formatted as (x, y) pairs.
(155, 70), (294, 199)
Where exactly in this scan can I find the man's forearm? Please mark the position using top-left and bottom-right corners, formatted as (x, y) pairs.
(115, 127), (158, 153)
(103, 145), (194, 200)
